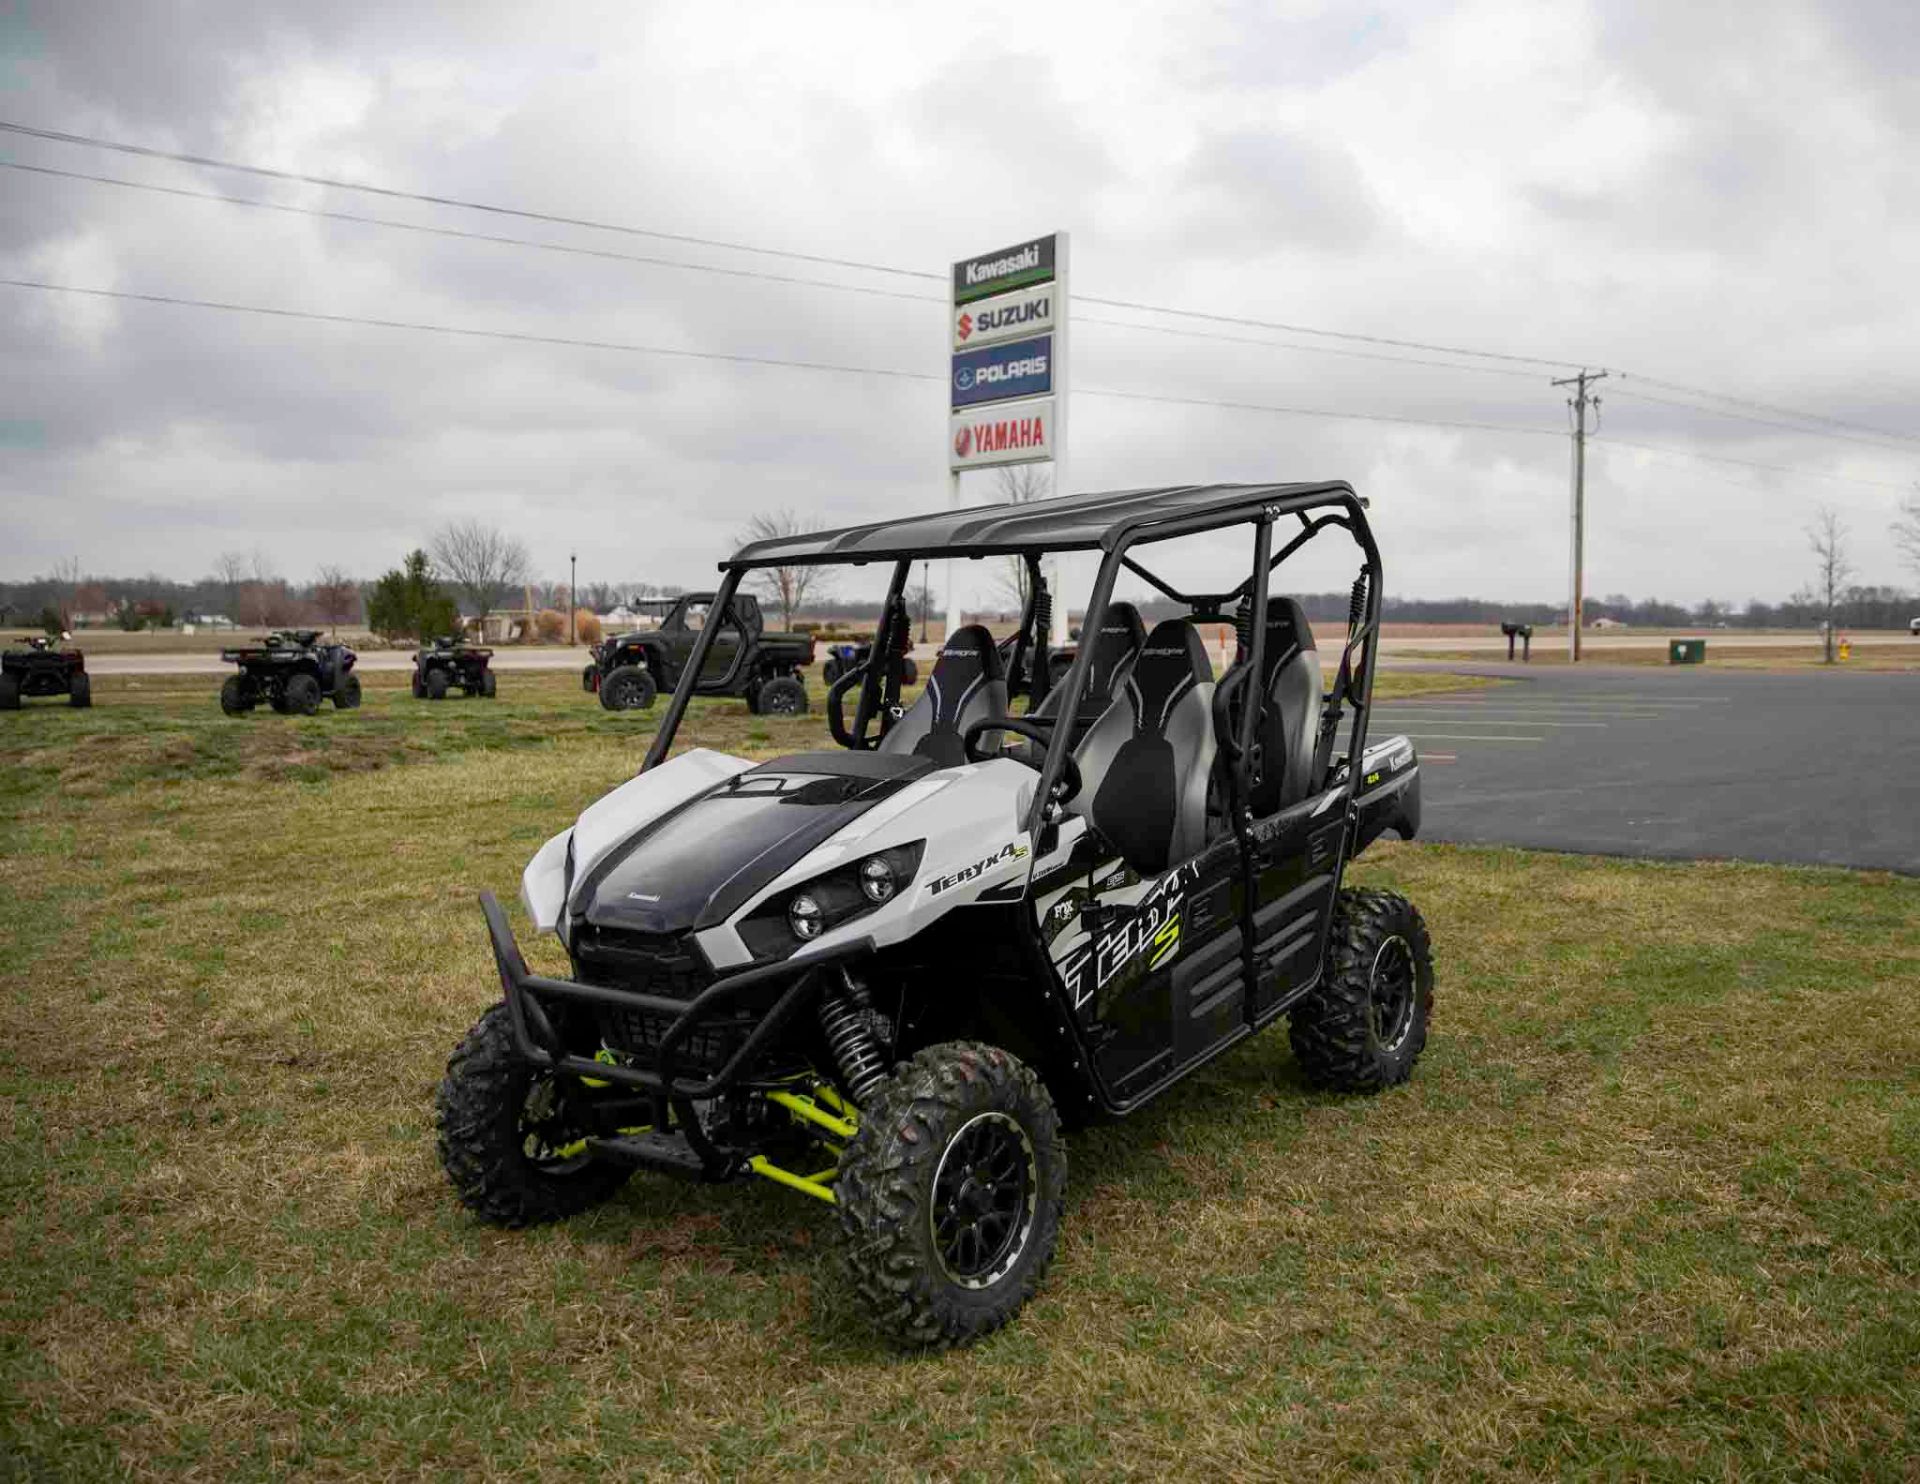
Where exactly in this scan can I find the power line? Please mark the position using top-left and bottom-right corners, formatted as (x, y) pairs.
(0, 118), (942, 283)
(1591, 433), (1914, 491)
(1077, 313), (1546, 381)
(1610, 370), (1920, 447)
(1078, 385), (1563, 440)
(0, 159), (946, 306)
(1605, 383), (1918, 453)
(0, 278), (944, 383)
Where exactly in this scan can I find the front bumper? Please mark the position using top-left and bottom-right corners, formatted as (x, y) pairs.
(479, 891), (869, 1104)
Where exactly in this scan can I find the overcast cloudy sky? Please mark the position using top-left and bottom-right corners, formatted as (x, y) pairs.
(3, 0), (1916, 609)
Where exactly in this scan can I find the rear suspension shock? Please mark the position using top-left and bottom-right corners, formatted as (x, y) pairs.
(817, 969), (888, 1103)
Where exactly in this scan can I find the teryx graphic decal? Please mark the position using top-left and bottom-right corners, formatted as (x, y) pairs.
(1057, 859), (1201, 1014)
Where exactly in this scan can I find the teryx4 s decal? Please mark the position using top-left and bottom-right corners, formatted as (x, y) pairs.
(927, 839), (1030, 896)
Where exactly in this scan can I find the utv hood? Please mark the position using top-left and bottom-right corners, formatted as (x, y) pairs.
(570, 752), (934, 936)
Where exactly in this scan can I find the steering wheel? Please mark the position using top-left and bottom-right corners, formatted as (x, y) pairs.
(961, 716), (1081, 805)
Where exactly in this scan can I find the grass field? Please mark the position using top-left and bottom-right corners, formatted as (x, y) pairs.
(3, 673), (1916, 1479)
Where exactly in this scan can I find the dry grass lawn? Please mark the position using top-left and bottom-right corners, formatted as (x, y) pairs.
(2, 672), (1915, 1479)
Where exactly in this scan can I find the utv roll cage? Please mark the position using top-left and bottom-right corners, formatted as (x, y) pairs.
(641, 481), (1383, 844)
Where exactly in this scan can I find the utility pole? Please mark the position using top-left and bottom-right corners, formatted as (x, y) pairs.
(569, 551), (577, 646)
(1551, 369), (1605, 661)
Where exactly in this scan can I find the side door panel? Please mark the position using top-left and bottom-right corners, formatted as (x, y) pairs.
(1247, 787), (1347, 1018)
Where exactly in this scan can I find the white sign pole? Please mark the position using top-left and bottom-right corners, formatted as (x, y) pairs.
(1049, 231), (1070, 648)
(944, 467), (963, 645)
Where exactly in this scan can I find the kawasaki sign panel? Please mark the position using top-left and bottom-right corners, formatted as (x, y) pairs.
(951, 333), (1052, 409)
(950, 397), (1054, 471)
(952, 234), (1056, 305)
(952, 282), (1055, 351)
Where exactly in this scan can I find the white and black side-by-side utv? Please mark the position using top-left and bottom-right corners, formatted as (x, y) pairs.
(438, 482), (1430, 1348)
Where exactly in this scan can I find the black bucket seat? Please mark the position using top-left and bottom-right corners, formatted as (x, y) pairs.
(1069, 618), (1218, 874)
(1030, 600), (1146, 733)
(878, 623), (1008, 768)
(1244, 598), (1324, 815)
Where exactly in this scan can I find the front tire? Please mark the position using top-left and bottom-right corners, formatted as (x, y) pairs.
(1289, 888), (1434, 1093)
(333, 673), (362, 709)
(481, 670), (497, 698)
(219, 675), (251, 715)
(283, 673), (321, 716)
(0, 674), (19, 710)
(425, 669), (449, 701)
(756, 675), (808, 717)
(599, 664), (656, 711)
(436, 1004), (632, 1227)
(836, 1042), (1066, 1349)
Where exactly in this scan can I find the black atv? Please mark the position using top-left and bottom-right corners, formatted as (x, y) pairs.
(219, 630), (361, 716)
(413, 636), (496, 700)
(0, 636), (89, 709)
(821, 639), (918, 688)
(438, 481), (1429, 1349)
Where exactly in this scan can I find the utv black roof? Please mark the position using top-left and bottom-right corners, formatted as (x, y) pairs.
(726, 481), (1360, 568)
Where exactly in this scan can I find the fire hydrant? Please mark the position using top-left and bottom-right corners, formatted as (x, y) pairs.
(1838, 635), (1852, 662)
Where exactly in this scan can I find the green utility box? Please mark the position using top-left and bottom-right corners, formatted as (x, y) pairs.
(1669, 639), (1707, 665)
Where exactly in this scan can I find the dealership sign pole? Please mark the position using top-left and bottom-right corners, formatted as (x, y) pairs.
(945, 232), (1067, 645)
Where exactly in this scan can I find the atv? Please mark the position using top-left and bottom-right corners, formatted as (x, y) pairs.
(0, 635), (89, 709)
(413, 636), (496, 700)
(822, 639), (918, 689)
(219, 630), (361, 715)
(438, 481), (1430, 1348)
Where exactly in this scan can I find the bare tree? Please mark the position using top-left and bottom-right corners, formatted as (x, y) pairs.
(48, 556), (81, 629)
(312, 565), (358, 635)
(737, 508), (832, 629)
(992, 464), (1052, 610)
(1894, 487), (1920, 582)
(212, 551), (248, 623)
(1795, 505), (1853, 663)
(431, 519), (530, 619)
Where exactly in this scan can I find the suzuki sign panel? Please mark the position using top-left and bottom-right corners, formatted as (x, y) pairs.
(952, 282), (1056, 351)
(950, 397), (1054, 471)
(951, 333), (1053, 410)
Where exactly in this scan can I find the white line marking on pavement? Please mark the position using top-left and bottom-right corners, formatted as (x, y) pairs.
(1396, 732), (1545, 742)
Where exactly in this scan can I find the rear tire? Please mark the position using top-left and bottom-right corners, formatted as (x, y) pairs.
(581, 663), (598, 693)
(425, 669), (449, 701)
(411, 671), (426, 699)
(0, 674), (19, 710)
(836, 1042), (1066, 1349)
(333, 673), (362, 709)
(756, 675), (808, 717)
(68, 673), (91, 708)
(599, 665), (656, 711)
(219, 675), (251, 715)
(1288, 888), (1433, 1093)
(436, 1004), (632, 1228)
(902, 657), (920, 687)
(822, 657), (842, 685)
(283, 673), (321, 716)
(482, 670), (497, 698)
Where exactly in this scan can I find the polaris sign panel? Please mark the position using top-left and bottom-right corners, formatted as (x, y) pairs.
(952, 234), (1056, 305)
(949, 397), (1054, 471)
(951, 333), (1053, 409)
(952, 283), (1056, 351)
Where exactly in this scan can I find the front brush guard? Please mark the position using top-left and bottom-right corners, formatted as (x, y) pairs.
(479, 891), (871, 1180)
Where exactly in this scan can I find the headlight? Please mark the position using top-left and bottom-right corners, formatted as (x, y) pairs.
(858, 854), (897, 903)
(740, 842), (925, 959)
(788, 891), (824, 940)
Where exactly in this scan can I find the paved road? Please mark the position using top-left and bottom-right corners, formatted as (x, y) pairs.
(1376, 665), (1920, 873)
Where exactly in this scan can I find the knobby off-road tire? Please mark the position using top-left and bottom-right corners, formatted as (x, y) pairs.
(481, 670), (497, 698)
(756, 675), (808, 717)
(0, 674), (19, 710)
(436, 1003), (631, 1228)
(219, 676), (251, 716)
(333, 673), (362, 709)
(836, 1041), (1066, 1349)
(411, 671), (426, 699)
(1289, 888), (1434, 1094)
(68, 673), (91, 708)
(580, 663), (598, 693)
(283, 673), (322, 716)
(599, 664), (656, 711)
(425, 668), (449, 701)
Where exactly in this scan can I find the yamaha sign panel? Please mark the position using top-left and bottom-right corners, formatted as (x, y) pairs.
(948, 232), (1066, 473)
(950, 397), (1054, 471)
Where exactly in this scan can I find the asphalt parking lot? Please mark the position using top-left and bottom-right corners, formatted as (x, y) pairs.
(1379, 665), (1920, 873)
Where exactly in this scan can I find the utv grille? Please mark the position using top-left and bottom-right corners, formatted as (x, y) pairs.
(570, 924), (756, 1073)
